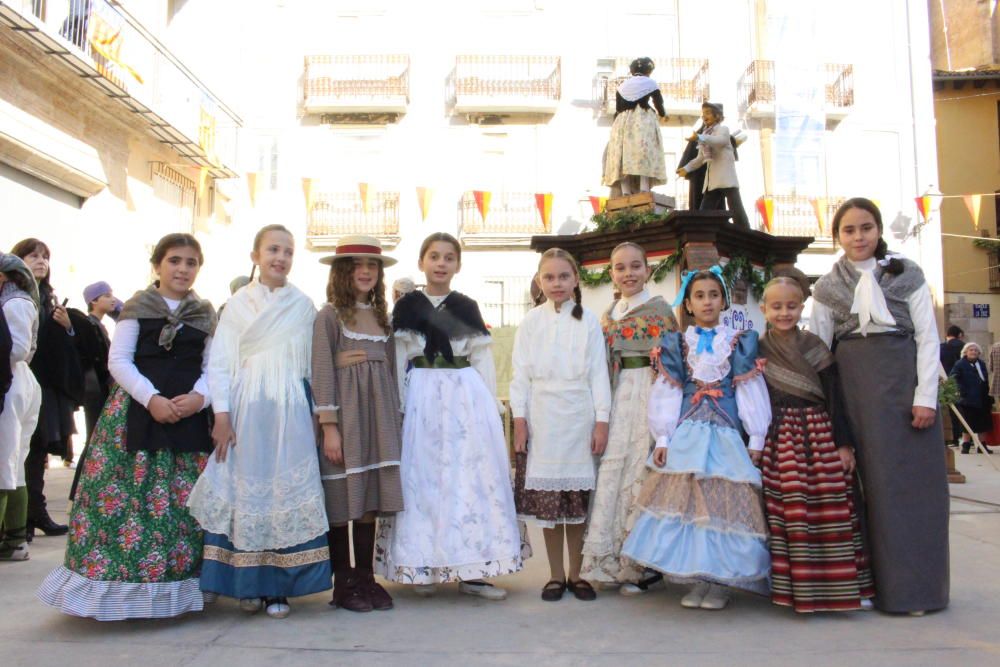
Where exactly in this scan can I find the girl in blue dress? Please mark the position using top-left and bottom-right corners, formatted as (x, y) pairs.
(621, 267), (771, 610)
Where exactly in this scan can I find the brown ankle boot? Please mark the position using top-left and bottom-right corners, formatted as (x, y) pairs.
(359, 570), (393, 610)
(330, 571), (373, 612)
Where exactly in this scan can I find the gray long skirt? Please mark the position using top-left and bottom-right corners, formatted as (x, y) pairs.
(836, 333), (949, 613)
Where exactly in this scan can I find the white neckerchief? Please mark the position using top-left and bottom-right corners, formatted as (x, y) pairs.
(974, 359), (986, 382)
(849, 257), (896, 336)
(617, 75), (659, 102)
(425, 292), (449, 309)
(612, 289), (651, 322)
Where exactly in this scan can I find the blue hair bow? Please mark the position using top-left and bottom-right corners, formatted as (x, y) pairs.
(671, 265), (729, 307)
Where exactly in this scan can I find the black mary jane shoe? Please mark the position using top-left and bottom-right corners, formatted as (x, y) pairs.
(541, 580), (566, 602)
(567, 579), (597, 601)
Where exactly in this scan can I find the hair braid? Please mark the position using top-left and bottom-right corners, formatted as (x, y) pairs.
(572, 284), (583, 320)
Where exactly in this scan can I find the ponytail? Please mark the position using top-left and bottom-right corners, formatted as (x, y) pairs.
(572, 284), (583, 320)
(875, 238), (904, 275)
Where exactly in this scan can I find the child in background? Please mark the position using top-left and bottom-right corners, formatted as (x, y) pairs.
(758, 271), (874, 613)
(510, 248), (610, 602)
(621, 267), (771, 610)
(582, 242), (677, 593)
(377, 232), (524, 600)
(0, 254), (41, 562)
(187, 224), (330, 620)
(313, 235), (404, 612)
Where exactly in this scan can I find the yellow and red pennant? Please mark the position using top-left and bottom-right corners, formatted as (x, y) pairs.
(810, 197), (828, 235)
(915, 195), (932, 222)
(302, 177), (315, 213)
(589, 196), (608, 215)
(359, 182), (372, 213)
(473, 190), (491, 221)
(416, 186), (433, 221)
(756, 196), (774, 232)
(963, 194), (983, 229)
(246, 172), (260, 207)
(87, 9), (144, 83)
(535, 193), (553, 232)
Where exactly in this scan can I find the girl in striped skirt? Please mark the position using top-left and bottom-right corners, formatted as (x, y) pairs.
(757, 272), (874, 613)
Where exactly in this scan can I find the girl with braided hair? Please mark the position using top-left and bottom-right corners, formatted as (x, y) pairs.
(510, 248), (611, 602)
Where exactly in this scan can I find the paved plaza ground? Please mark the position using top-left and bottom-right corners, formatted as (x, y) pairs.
(2, 455), (1000, 667)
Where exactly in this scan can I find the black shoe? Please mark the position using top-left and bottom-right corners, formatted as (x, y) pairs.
(28, 516), (68, 537)
(961, 444), (971, 454)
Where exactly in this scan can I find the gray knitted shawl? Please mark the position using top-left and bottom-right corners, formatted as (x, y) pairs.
(812, 255), (926, 340)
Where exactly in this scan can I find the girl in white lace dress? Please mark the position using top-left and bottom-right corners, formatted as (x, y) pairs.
(510, 249), (611, 602)
(581, 242), (677, 590)
(187, 225), (331, 619)
(375, 233), (524, 600)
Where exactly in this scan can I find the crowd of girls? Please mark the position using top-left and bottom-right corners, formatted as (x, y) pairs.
(5, 196), (949, 621)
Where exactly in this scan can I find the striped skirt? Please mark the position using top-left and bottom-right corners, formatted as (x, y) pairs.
(761, 405), (875, 613)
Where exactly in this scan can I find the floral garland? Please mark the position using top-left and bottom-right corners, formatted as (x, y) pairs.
(720, 252), (774, 300)
(579, 248), (684, 287)
(590, 210), (668, 233)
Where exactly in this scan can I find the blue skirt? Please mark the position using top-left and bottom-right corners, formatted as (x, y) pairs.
(200, 532), (332, 599)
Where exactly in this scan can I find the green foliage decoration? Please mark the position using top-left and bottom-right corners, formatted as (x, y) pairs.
(578, 248), (685, 288)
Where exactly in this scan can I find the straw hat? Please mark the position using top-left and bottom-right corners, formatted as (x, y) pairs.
(319, 234), (397, 266)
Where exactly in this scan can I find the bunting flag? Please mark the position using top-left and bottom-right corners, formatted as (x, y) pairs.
(870, 198), (881, 211)
(416, 186), (433, 221)
(359, 182), (371, 213)
(589, 196), (608, 215)
(915, 195), (932, 222)
(87, 7), (144, 84)
(963, 194), (983, 229)
(246, 172), (260, 207)
(810, 197), (828, 235)
(197, 167), (209, 203)
(302, 177), (315, 213)
(535, 193), (553, 231)
(756, 196), (774, 232)
(473, 190), (491, 221)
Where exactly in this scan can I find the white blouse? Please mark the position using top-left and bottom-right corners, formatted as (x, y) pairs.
(509, 299), (612, 422)
(647, 326), (771, 451)
(3, 297), (37, 365)
(394, 292), (500, 413)
(809, 258), (940, 409)
(108, 295), (212, 409)
(611, 288), (652, 322)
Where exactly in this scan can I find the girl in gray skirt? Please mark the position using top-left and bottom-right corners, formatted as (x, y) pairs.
(810, 197), (949, 616)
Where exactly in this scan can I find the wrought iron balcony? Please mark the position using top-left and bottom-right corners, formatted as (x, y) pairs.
(598, 57), (709, 117)
(303, 55), (409, 118)
(0, 0), (241, 177)
(306, 191), (401, 249)
(989, 250), (1000, 290)
(458, 191), (549, 247)
(448, 56), (560, 117)
(760, 195), (844, 244)
(738, 61), (854, 120)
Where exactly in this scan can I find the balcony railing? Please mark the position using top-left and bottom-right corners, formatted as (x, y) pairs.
(0, 0), (241, 176)
(307, 191), (401, 249)
(599, 58), (709, 116)
(458, 191), (549, 246)
(761, 195), (844, 242)
(737, 60), (854, 120)
(303, 55), (409, 116)
(449, 56), (560, 116)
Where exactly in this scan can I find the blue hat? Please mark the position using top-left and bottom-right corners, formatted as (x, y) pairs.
(83, 281), (112, 305)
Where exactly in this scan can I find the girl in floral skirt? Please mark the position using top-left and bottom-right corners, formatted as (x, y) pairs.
(37, 233), (216, 620)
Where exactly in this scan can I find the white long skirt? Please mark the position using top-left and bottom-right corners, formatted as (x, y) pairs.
(375, 367), (524, 584)
(580, 367), (653, 583)
(0, 362), (41, 490)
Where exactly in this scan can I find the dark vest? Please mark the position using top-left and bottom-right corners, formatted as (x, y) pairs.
(125, 318), (213, 454)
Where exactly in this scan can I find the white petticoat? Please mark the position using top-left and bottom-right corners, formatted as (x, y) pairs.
(375, 367), (524, 584)
(580, 367), (653, 583)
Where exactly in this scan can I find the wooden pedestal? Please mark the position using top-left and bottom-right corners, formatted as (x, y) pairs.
(605, 192), (676, 215)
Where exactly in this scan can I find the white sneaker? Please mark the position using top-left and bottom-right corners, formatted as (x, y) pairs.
(458, 580), (508, 601)
(680, 582), (711, 608)
(239, 597), (263, 613)
(699, 584), (731, 610)
(202, 591), (219, 605)
(413, 584), (437, 597)
(265, 598), (290, 619)
(0, 542), (29, 561)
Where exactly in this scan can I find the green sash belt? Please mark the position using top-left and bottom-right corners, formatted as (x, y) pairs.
(411, 355), (471, 370)
(620, 356), (652, 369)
